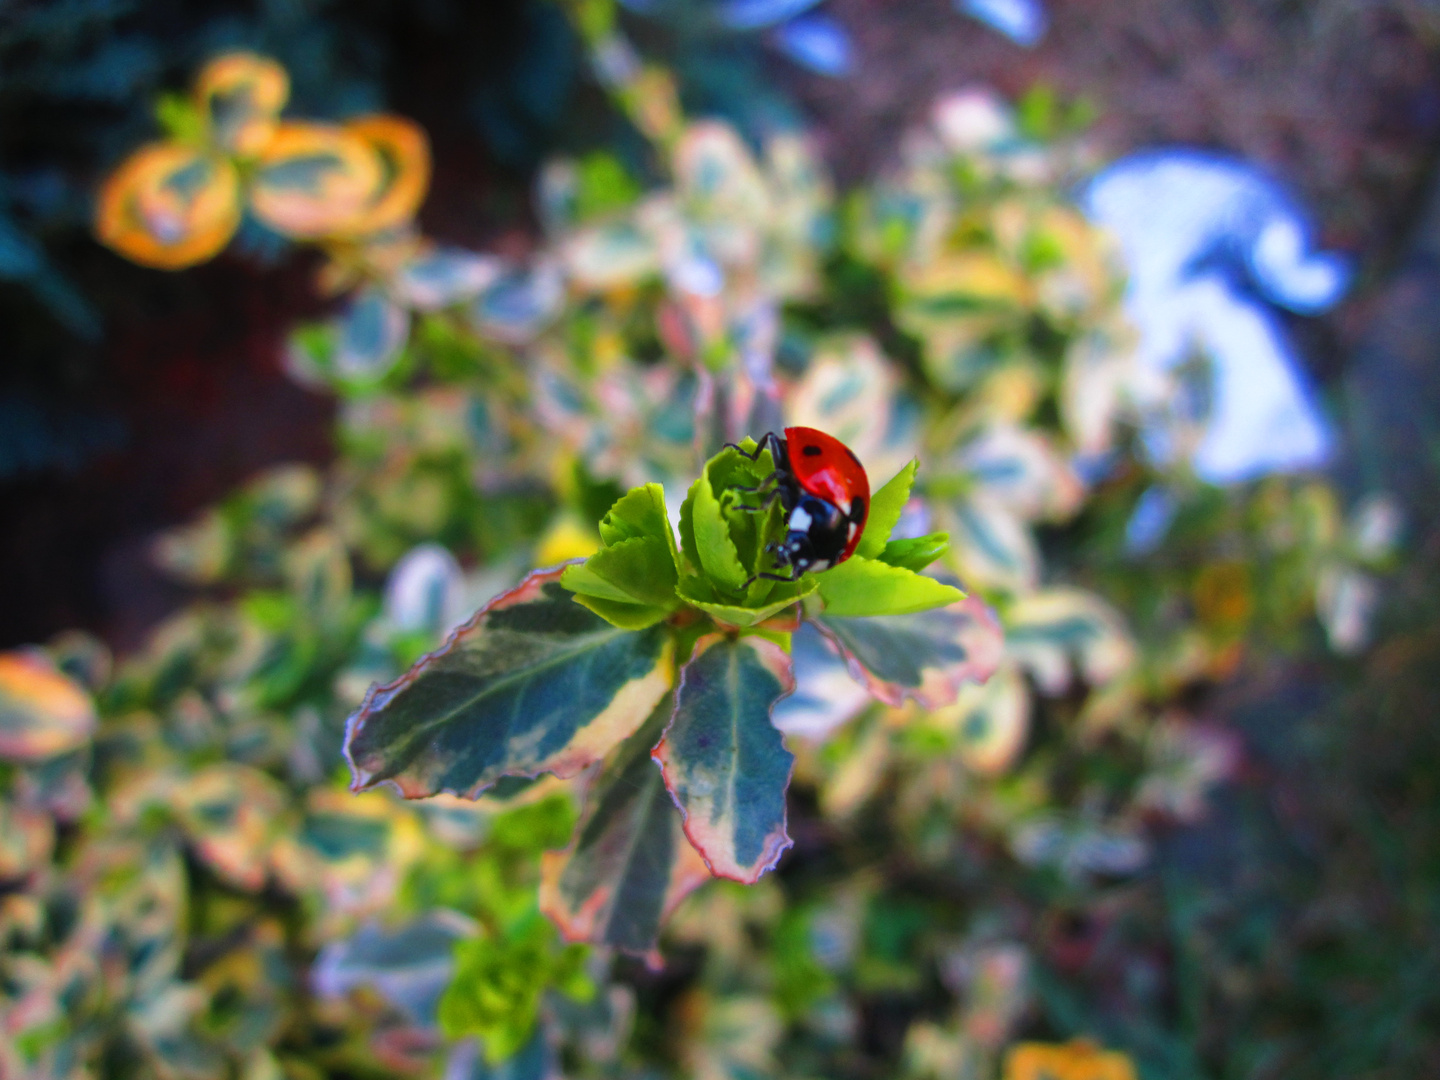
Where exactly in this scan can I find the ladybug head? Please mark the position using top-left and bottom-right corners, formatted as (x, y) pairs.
(775, 494), (850, 574)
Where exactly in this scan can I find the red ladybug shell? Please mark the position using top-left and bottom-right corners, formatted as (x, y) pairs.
(782, 426), (870, 561)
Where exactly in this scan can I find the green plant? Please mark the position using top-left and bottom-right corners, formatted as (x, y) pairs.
(344, 440), (993, 954)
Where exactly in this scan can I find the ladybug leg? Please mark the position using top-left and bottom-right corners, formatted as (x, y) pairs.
(731, 475), (792, 514)
(724, 432), (786, 466)
(754, 569), (803, 583)
(729, 469), (787, 494)
(731, 488), (784, 513)
(741, 567), (802, 588)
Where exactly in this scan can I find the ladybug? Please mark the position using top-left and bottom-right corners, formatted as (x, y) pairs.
(730, 427), (870, 582)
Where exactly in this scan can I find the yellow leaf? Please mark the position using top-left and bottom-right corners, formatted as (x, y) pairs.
(248, 122), (384, 239)
(0, 650), (96, 762)
(342, 114), (433, 235)
(95, 143), (241, 269)
(1004, 1039), (1138, 1080)
(193, 51), (289, 156)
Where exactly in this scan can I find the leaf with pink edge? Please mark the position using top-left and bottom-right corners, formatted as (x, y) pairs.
(345, 567), (673, 799)
(0, 650), (96, 763)
(540, 698), (711, 957)
(652, 634), (796, 883)
(811, 588), (1003, 709)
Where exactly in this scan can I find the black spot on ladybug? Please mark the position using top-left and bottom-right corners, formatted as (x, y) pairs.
(845, 447), (861, 465)
(801, 444), (822, 456)
(851, 496), (865, 519)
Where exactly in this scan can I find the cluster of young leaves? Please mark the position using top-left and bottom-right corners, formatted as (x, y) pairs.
(343, 440), (997, 958)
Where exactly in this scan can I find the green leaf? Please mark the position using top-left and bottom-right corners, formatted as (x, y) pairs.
(855, 459), (918, 559)
(688, 471), (748, 591)
(815, 557), (964, 618)
(565, 592), (674, 631)
(562, 484), (682, 629)
(878, 532), (950, 572)
(578, 537), (678, 608)
(653, 634), (796, 883)
(596, 483), (674, 553)
(540, 698), (712, 957)
(813, 591), (1003, 708)
(155, 91), (207, 144)
(345, 567), (674, 799)
(561, 535), (679, 629)
(678, 574), (817, 630)
(489, 794), (578, 852)
(439, 918), (556, 1061)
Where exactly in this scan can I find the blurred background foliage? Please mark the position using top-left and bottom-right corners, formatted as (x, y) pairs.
(4, 1), (1440, 1078)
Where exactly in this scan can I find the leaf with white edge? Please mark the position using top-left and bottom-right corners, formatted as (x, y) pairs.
(540, 698), (712, 957)
(815, 557), (963, 618)
(953, 424), (1085, 522)
(395, 249), (503, 311)
(653, 634), (796, 883)
(812, 590), (1004, 708)
(925, 662), (1029, 775)
(1005, 588), (1136, 695)
(878, 532), (949, 572)
(0, 650), (96, 763)
(470, 262), (564, 345)
(787, 335), (918, 482)
(771, 623), (873, 741)
(445, 1029), (553, 1080)
(334, 288), (409, 386)
(855, 459), (918, 559)
(313, 910), (477, 1027)
(168, 763), (286, 892)
(270, 790), (425, 917)
(1010, 815), (1149, 878)
(345, 567), (673, 799)
(563, 219), (660, 291)
(937, 494), (1040, 592)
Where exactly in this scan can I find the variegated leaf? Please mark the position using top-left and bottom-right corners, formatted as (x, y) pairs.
(812, 590), (1003, 709)
(446, 1029), (554, 1080)
(95, 143), (241, 269)
(333, 288), (409, 385)
(936, 494), (1040, 593)
(248, 122), (385, 239)
(168, 763), (286, 891)
(770, 623), (873, 741)
(194, 52), (289, 154)
(270, 790), (424, 919)
(312, 910), (476, 1026)
(652, 635), (796, 883)
(1004, 588), (1136, 695)
(924, 662), (1029, 775)
(540, 699), (711, 956)
(345, 567), (673, 799)
(953, 424), (1084, 522)
(0, 650), (96, 762)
